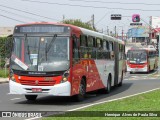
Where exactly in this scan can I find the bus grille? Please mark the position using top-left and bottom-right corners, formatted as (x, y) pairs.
(19, 79), (56, 86)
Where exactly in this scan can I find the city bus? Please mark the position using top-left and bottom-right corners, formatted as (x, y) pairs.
(9, 22), (125, 101)
(126, 46), (158, 73)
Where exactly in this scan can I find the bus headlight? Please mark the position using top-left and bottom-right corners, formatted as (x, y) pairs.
(10, 70), (16, 82)
(11, 75), (16, 82)
(61, 70), (70, 83)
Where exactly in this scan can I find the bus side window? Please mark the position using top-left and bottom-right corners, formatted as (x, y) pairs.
(105, 40), (110, 59)
(109, 42), (114, 59)
(73, 36), (80, 59)
(80, 35), (88, 59)
(88, 36), (96, 59)
(80, 35), (87, 47)
(106, 41), (109, 51)
(96, 38), (103, 59)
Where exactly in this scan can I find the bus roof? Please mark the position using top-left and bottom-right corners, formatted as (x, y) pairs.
(129, 46), (156, 51)
(15, 22), (124, 44)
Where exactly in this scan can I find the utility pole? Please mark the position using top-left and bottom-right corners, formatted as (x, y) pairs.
(91, 14), (96, 30)
(122, 27), (124, 41)
(115, 26), (117, 38)
(107, 26), (109, 35)
(62, 15), (65, 21)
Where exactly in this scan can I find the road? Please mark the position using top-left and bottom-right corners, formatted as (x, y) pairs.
(0, 71), (160, 113)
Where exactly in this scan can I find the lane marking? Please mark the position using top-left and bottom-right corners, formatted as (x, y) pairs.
(68, 87), (160, 111)
(10, 98), (21, 101)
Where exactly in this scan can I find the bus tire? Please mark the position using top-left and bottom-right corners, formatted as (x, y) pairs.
(25, 95), (37, 101)
(118, 72), (123, 87)
(106, 75), (111, 94)
(75, 79), (86, 102)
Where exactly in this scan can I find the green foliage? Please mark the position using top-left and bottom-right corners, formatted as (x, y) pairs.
(0, 69), (9, 78)
(0, 36), (12, 68)
(0, 59), (5, 68)
(0, 37), (6, 59)
(62, 19), (96, 31)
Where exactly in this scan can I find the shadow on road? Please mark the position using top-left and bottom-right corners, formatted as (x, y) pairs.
(15, 82), (133, 106)
(129, 69), (157, 75)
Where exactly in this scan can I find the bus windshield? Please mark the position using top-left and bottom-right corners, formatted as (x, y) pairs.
(127, 50), (147, 63)
(10, 36), (70, 72)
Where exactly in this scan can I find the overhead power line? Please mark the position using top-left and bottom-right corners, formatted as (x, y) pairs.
(21, 0), (160, 11)
(0, 8), (39, 21)
(69, 0), (160, 6)
(95, 11), (113, 25)
(0, 4), (60, 21)
(0, 14), (26, 23)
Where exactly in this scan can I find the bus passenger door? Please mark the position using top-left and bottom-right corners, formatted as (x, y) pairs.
(118, 44), (124, 83)
(114, 42), (119, 86)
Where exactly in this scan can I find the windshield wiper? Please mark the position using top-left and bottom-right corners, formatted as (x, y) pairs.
(25, 34), (32, 65)
(45, 34), (57, 61)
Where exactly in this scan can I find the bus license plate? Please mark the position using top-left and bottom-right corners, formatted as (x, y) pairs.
(32, 88), (42, 92)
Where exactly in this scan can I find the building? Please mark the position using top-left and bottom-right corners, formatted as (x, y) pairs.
(117, 33), (127, 41)
(149, 16), (160, 43)
(0, 27), (14, 37)
(127, 26), (149, 43)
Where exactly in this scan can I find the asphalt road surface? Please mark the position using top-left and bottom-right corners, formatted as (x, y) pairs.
(0, 71), (160, 113)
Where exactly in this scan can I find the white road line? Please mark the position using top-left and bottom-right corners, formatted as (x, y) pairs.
(68, 87), (160, 111)
(10, 98), (21, 101)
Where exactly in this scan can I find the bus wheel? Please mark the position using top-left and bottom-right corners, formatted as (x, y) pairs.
(75, 79), (86, 102)
(118, 72), (123, 87)
(106, 75), (111, 93)
(25, 95), (37, 101)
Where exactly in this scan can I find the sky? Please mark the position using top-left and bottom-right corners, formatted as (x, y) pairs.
(0, 0), (160, 35)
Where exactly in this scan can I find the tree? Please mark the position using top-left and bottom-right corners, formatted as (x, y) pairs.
(62, 19), (96, 31)
(0, 36), (12, 68)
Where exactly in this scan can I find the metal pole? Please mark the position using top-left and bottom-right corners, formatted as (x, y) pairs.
(115, 26), (116, 38)
(107, 26), (109, 35)
(122, 27), (124, 41)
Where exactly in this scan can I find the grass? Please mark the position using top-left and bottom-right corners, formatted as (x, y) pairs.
(43, 89), (160, 120)
(0, 69), (9, 78)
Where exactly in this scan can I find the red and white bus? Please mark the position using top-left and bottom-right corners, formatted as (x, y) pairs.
(9, 22), (125, 101)
(126, 46), (158, 73)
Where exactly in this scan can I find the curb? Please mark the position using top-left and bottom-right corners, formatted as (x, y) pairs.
(0, 81), (9, 84)
(0, 78), (9, 84)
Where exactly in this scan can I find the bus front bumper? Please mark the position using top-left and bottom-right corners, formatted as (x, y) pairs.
(127, 66), (148, 72)
(9, 80), (71, 96)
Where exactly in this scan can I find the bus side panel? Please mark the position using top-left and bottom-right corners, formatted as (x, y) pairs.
(71, 60), (87, 95)
(94, 59), (115, 88)
(71, 58), (115, 95)
(87, 59), (101, 91)
(71, 59), (101, 95)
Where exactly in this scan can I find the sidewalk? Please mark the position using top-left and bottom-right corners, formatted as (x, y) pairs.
(0, 78), (9, 84)
(148, 70), (160, 79)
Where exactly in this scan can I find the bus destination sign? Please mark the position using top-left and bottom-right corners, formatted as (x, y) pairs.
(14, 25), (70, 33)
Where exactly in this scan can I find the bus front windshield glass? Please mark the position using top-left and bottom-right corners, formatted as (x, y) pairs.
(11, 36), (70, 72)
(127, 50), (147, 63)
